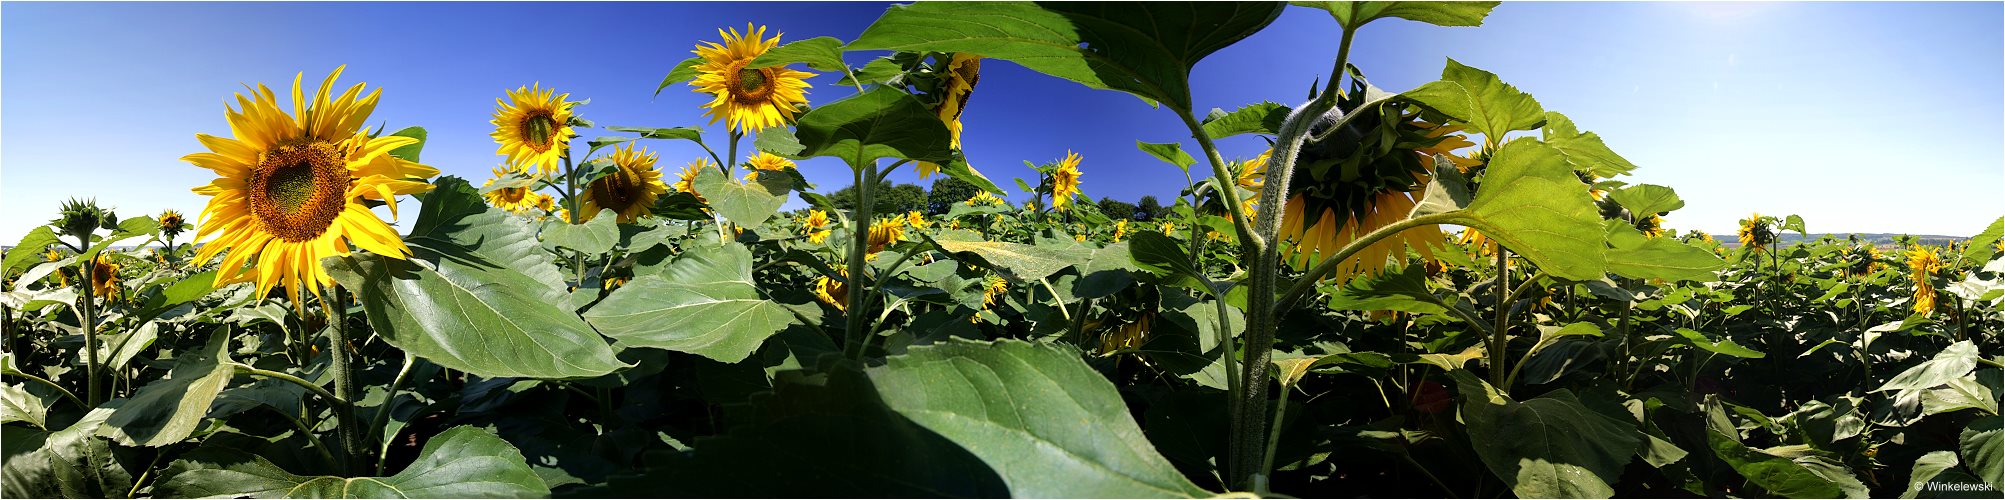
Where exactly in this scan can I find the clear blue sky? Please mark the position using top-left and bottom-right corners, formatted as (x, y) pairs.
(4, 1), (2000, 245)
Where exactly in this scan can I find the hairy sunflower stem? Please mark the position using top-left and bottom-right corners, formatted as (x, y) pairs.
(324, 286), (365, 475)
(79, 256), (103, 406)
(842, 157), (877, 360)
(1490, 249), (1511, 390)
(561, 151), (586, 287)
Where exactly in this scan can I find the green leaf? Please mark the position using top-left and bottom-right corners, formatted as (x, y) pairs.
(1200, 101), (1290, 138)
(1674, 328), (1764, 358)
(1541, 112), (1637, 178)
(541, 209), (619, 255)
(692, 167), (791, 227)
(1136, 141), (1197, 173)
(386, 126), (426, 163)
(867, 339), (1211, 497)
(754, 125), (805, 156)
(133, 269), (220, 320)
(3, 226), (60, 277)
(748, 36), (849, 72)
(159, 426), (548, 498)
(1605, 221), (1726, 282)
(1608, 184), (1682, 216)
(584, 243), (798, 363)
(654, 56), (702, 97)
(1962, 217), (2002, 264)
(1074, 242), (1137, 299)
(324, 177), (625, 379)
(1783, 214), (1808, 235)
(1900, 451), (1966, 499)
(930, 230), (1089, 283)
(848, 2), (1283, 111)
(1449, 370), (1639, 498)
(1404, 58), (1546, 143)
(603, 125), (704, 145)
(2, 407), (131, 499)
(1327, 264), (1447, 315)
(1, 384), (48, 429)
(1707, 427), (1857, 498)
(1877, 341), (1980, 394)
(789, 87), (953, 167)
(1128, 231), (1214, 294)
(82, 216), (160, 261)
(1410, 155), (1473, 216)
(1964, 416), (2002, 489)
(1439, 138), (1605, 280)
(1290, 0), (1499, 30)
(99, 333), (234, 447)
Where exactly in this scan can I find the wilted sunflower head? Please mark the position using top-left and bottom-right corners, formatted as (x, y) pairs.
(490, 83), (578, 177)
(1277, 89), (1468, 282)
(482, 166), (540, 214)
(918, 53), (983, 180)
(581, 144), (670, 224)
(158, 209), (188, 238)
(1050, 151), (1083, 211)
(691, 24), (816, 134)
(183, 66), (439, 302)
(1096, 311), (1155, 356)
(1738, 213), (1775, 252)
(1636, 214), (1666, 238)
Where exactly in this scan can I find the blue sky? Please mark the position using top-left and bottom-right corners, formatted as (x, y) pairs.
(3, 1), (2000, 245)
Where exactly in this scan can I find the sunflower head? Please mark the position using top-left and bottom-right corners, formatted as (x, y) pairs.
(89, 254), (121, 301)
(1276, 90), (1465, 282)
(867, 217), (906, 255)
(1459, 229), (1498, 257)
(1096, 311), (1154, 356)
(1907, 245), (1946, 315)
(184, 66), (439, 302)
(1112, 219), (1130, 242)
(745, 151), (797, 176)
(675, 158), (712, 204)
(491, 83), (579, 177)
(814, 266), (849, 311)
(966, 191), (1004, 207)
(52, 198), (117, 243)
(1636, 214), (1666, 238)
(1844, 244), (1884, 278)
(581, 144), (670, 224)
(1738, 213), (1775, 252)
(691, 24), (816, 134)
(905, 210), (931, 230)
(1049, 151), (1083, 211)
(917, 53), (983, 180)
(482, 166), (541, 214)
(158, 209), (188, 238)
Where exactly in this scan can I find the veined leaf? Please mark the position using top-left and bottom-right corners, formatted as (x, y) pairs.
(788, 87), (953, 168)
(99, 333), (234, 447)
(1707, 427), (1862, 498)
(930, 231), (1089, 283)
(1128, 231), (1213, 295)
(1201, 101), (1290, 138)
(1404, 58), (1545, 143)
(1608, 184), (1682, 217)
(692, 167), (791, 227)
(1327, 264), (1448, 316)
(654, 56), (702, 97)
(1137, 141), (1197, 173)
(1674, 328), (1765, 358)
(1440, 138), (1605, 280)
(159, 426), (548, 498)
(1450, 370), (1640, 498)
(1964, 416), (2002, 489)
(541, 209), (619, 255)
(1541, 112), (1637, 178)
(584, 243), (797, 363)
(747, 36), (849, 72)
(3, 226), (60, 277)
(1290, 1), (1499, 30)
(1605, 221), (1725, 282)
(848, 1), (1283, 111)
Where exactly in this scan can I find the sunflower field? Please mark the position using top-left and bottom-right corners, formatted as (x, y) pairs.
(2, 2), (2001, 499)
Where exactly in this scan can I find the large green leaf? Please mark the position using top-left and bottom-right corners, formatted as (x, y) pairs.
(1899, 451), (1987, 499)
(747, 36), (849, 72)
(1674, 328), (1765, 358)
(159, 426), (548, 498)
(82, 216), (160, 262)
(848, 2), (1283, 111)
(1964, 416), (2002, 490)
(1326, 264), (1448, 315)
(1962, 217), (2003, 265)
(1290, 1), (1499, 29)
(0, 384), (48, 429)
(386, 126), (426, 163)
(1136, 141), (1197, 173)
(2, 407), (130, 499)
(1608, 184), (1683, 217)
(1128, 231), (1213, 294)
(1605, 221), (1725, 282)
(133, 270), (221, 320)
(1440, 138), (1605, 280)
(867, 339), (1211, 497)
(3, 226), (59, 277)
(99, 333), (234, 447)
(654, 56), (703, 97)
(788, 87), (953, 167)
(324, 177), (624, 379)
(692, 167), (791, 227)
(541, 209), (619, 255)
(1541, 112), (1638, 178)
(1200, 101), (1290, 139)
(1450, 370), (1639, 498)
(584, 243), (797, 363)
(1707, 427), (1859, 498)
(930, 231), (1090, 283)
(1877, 341), (1980, 396)
(1404, 58), (1545, 143)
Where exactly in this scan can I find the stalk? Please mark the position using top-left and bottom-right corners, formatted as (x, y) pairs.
(79, 256), (103, 406)
(842, 156), (878, 360)
(562, 151), (585, 286)
(1490, 249), (1511, 389)
(325, 287), (365, 475)
(369, 351), (418, 475)
(1257, 383), (1296, 493)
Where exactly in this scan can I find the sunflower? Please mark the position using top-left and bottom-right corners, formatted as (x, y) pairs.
(814, 266), (849, 311)
(744, 151), (796, 181)
(1228, 150), (1271, 217)
(905, 210), (931, 230)
(690, 24), (815, 134)
(867, 217), (906, 255)
(1274, 99), (1469, 284)
(1844, 244), (1884, 279)
(1049, 151), (1083, 211)
(1906, 246), (1945, 316)
(972, 275), (1010, 324)
(1159, 221), (1176, 234)
(1112, 219), (1130, 242)
(45, 249), (72, 287)
(966, 191), (1003, 206)
(89, 254), (122, 301)
(581, 144), (669, 224)
(1637, 214), (1666, 238)
(481, 166), (541, 213)
(801, 209), (833, 244)
(158, 209), (188, 240)
(1096, 311), (1154, 356)
(184, 67), (439, 302)
(1738, 213), (1775, 253)
(674, 158), (711, 204)
(490, 83), (578, 177)
(918, 53), (982, 179)
(532, 192), (557, 213)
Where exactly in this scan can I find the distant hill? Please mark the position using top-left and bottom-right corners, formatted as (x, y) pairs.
(1711, 233), (1968, 248)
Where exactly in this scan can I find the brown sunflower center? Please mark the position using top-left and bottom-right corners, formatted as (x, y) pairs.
(250, 142), (348, 242)
(590, 168), (639, 213)
(522, 112), (559, 151)
(496, 187), (528, 204)
(728, 63), (777, 104)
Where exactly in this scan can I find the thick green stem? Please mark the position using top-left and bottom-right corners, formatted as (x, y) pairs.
(79, 258), (103, 406)
(325, 287), (365, 475)
(842, 159), (878, 360)
(562, 152), (585, 286)
(6, 369), (86, 409)
(1490, 249), (1511, 389)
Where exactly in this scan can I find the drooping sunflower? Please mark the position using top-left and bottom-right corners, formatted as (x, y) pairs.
(581, 144), (670, 224)
(814, 266), (849, 311)
(490, 84), (578, 177)
(1096, 311), (1154, 356)
(1738, 213), (1775, 254)
(481, 166), (541, 213)
(1049, 151), (1083, 211)
(1906, 246), (1945, 316)
(184, 67), (439, 302)
(89, 254), (121, 301)
(674, 158), (712, 205)
(1843, 243), (1884, 279)
(867, 217), (906, 255)
(1275, 99), (1469, 283)
(918, 53), (982, 180)
(690, 24), (816, 134)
